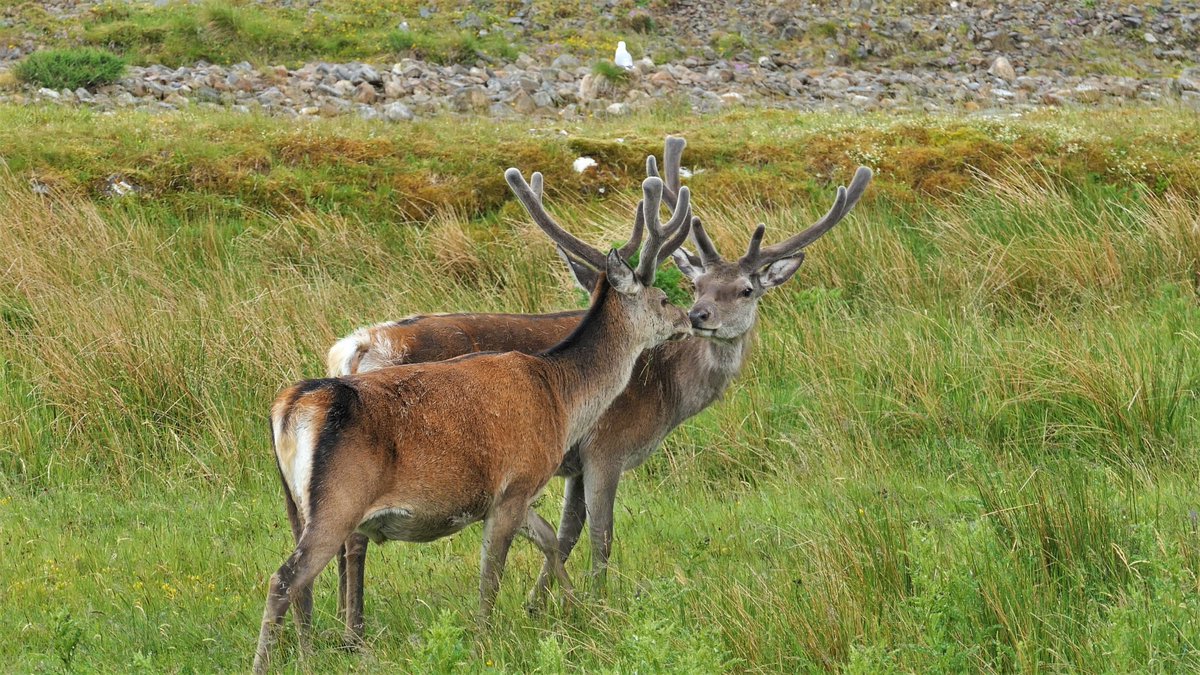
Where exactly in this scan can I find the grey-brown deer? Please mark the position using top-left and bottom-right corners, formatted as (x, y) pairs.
(252, 172), (692, 674)
(329, 137), (872, 625)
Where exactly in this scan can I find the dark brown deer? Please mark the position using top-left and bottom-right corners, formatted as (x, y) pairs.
(253, 173), (692, 673)
(330, 138), (872, 622)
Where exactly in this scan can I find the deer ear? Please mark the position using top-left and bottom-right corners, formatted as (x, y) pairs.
(557, 246), (599, 292)
(606, 249), (640, 294)
(758, 253), (805, 289)
(671, 247), (704, 281)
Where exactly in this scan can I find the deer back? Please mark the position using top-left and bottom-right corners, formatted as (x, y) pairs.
(327, 311), (585, 376)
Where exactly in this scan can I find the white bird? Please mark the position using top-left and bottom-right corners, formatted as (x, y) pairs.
(614, 41), (633, 70)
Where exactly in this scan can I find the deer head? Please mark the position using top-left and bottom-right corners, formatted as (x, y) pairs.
(672, 166), (873, 339)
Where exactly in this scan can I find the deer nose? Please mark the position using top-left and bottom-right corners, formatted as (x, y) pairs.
(688, 305), (715, 327)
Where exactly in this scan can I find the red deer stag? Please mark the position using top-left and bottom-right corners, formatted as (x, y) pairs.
(330, 138), (872, 622)
(253, 172), (692, 673)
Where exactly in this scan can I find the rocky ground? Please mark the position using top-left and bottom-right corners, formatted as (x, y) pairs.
(1, 0), (1198, 119)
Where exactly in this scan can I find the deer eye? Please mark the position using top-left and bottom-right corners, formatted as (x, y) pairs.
(660, 297), (670, 307)
(740, 287), (753, 298)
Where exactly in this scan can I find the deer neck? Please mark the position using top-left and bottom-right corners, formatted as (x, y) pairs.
(541, 279), (645, 448)
(661, 322), (755, 420)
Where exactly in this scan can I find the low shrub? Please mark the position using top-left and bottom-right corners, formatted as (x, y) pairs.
(12, 48), (125, 90)
(592, 59), (631, 83)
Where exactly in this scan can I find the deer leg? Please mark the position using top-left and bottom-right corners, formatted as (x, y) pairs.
(478, 499), (526, 625)
(583, 466), (622, 593)
(341, 533), (369, 648)
(520, 508), (574, 613)
(529, 474), (586, 609)
(336, 542), (348, 624)
(253, 529), (349, 675)
(282, 484), (313, 645)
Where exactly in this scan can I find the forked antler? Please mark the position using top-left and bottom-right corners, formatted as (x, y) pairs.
(635, 177), (691, 284)
(513, 171), (644, 265)
(505, 169), (690, 285)
(686, 166), (872, 271)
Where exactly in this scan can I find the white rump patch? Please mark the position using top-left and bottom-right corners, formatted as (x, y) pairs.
(327, 334), (364, 376)
(274, 412), (317, 522)
(327, 320), (412, 376)
(291, 417), (316, 521)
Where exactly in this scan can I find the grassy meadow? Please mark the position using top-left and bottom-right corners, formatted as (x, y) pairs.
(2, 104), (1200, 672)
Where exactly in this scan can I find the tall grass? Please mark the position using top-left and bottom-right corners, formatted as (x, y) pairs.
(2, 110), (1200, 671)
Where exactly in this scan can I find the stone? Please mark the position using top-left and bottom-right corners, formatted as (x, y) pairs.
(352, 82), (377, 104)
(649, 70), (675, 87)
(383, 78), (405, 99)
(849, 94), (875, 108)
(384, 101), (414, 121)
(360, 65), (382, 84)
(578, 74), (607, 102)
(551, 54), (581, 69)
(606, 101), (629, 115)
(513, 91), (537, 114)
(1178, 67), (1200, 92)
(988, 55), (1016, 82)
(452, 86), (490, 111)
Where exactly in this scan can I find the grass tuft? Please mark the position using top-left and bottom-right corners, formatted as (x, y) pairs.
(592, 59), (632, 83)
(12, 48), (125, 90)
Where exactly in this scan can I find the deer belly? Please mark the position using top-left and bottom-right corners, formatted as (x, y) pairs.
(357, 504), (486, 544)
(622, 440), (662, 471)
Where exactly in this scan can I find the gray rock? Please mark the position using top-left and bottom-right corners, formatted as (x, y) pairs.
(513, 91), (537, 114)
(551, 54), (581, 69)
(452, 86), (490, 111)
(352, 82), (377, 104)
(1178, 67), (1200, 92)
(988, 56), (1016, 82)
(384, 101), (414, 121)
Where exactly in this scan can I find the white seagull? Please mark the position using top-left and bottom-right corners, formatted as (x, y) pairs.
(614, 41), (634, 70)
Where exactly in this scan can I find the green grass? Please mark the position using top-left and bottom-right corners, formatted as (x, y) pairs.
(12, 47), (125, 90)
(0, 0), (651, 68)
(2, 104), (1200, 671)
(591, 59), (632, 84)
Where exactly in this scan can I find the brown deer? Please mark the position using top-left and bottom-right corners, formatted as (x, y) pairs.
(252, 172), (692, 674)
(330, 138), (872, 625)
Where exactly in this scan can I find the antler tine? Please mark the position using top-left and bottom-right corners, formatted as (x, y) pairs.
(634, 177), (668, 283)
(648, 185), (691, 270)
(691, 216), (722, 265)
(531, 171), (544, 201)
(505, 168), (606, 270)
(741, 166), (873, 270)
(646, 154), (660, 180)
(617, 200), (646, 260)
(663, 137), (685, 196)
(658, 136), (686, 212)
(654, 203), (695, 269)
(743, 224), (766, 262)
